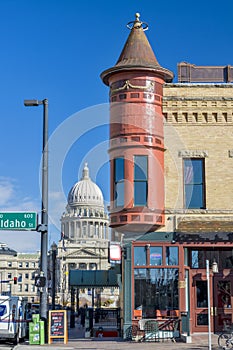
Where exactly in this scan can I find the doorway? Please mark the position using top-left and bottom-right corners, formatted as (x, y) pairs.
(213, 275), (233, 333)
(191, 273), (210, 333)
(191, 270), (233, 334)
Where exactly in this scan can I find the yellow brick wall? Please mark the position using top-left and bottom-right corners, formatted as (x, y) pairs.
(161, 83), (233, 231)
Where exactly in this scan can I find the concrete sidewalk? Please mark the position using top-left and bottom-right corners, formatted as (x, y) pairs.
(15, 326), (220, 350)
(14, 339), (220, 350)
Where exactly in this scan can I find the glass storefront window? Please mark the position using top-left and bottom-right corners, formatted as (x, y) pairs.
(190, 249), (233, 269)
(149, 247), (162, 266)
(134, 268), (179, 317)
(134, 247), (147, 266)
(166, 247), (178, 265)
(191, 250), (202, 268)
(220, 250), (233, 269)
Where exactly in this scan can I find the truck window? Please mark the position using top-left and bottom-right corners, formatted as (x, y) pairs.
(0, 305), (7, 316)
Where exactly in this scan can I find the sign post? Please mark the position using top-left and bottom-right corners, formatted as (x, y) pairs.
(0, 212), (37, 230)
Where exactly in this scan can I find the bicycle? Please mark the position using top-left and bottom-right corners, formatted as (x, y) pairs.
(218, 331), (233, 349)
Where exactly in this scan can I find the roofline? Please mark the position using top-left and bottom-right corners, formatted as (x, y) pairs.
(101, 65), (174, 86)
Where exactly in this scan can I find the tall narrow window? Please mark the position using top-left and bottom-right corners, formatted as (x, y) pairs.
(184, 158), (205, 209)
(114, 158), (125, 207)
(134, 156), (148, 206)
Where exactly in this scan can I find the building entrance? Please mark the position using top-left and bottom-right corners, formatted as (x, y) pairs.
(191, 270), (233, 334)
(213, 274), (233, 333)
(191, 271), (210, 333)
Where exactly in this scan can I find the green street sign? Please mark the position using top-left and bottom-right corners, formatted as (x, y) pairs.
(0, 212), (37, 231)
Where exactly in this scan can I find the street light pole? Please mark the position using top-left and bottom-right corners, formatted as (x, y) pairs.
(24, 99), (49, 324)
(206, 260), (212, 350)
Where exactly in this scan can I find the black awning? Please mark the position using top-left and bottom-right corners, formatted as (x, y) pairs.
(175, 231), (233, 243)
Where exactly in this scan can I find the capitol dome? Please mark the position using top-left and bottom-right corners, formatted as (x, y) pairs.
(67, 163), (104, 208)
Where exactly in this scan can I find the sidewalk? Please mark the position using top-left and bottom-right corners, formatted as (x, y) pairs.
(15, 325), (220, 350)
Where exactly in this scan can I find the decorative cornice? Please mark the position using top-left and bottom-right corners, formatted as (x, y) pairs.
(163, 96), (233, 101)
(165, 209), (233, 215)
(111, 79), (154, 94)
(164, 83), (233, 88)
(178, 150), (208, 158)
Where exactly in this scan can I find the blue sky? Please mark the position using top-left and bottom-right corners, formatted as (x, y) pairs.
(0, 0), (232, 252)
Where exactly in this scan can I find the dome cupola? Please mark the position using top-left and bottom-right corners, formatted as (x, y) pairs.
(67, 163), (104, 208)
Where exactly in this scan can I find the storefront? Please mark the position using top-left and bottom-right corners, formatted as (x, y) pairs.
(123, 232), (233, 335)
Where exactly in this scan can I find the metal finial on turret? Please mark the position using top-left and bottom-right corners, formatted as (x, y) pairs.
(127, 13), (148, 31)
(135, 13), (140, 22)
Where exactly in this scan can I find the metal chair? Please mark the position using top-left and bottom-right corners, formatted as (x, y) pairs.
(125, 324), (141, 341)
(142, 320), (159, 342)
(158, 318), (180, 342)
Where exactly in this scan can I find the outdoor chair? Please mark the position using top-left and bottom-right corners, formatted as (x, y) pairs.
(125, 324), (141, 341)
(158, 318), (180, 342)
(141, 320), (159, 342)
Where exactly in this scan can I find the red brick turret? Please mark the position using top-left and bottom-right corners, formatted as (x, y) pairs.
(101, 13), (173, 233)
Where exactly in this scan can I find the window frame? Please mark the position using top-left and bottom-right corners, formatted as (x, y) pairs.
(133, 245), (179, 267)
(134, 155), (148, 207)
(183, 158), (206, 209)
(113, 157), (125, 208)
(133, 245), (179, 315)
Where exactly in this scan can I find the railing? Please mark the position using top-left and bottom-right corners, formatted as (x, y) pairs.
(125, 318), (180, 342)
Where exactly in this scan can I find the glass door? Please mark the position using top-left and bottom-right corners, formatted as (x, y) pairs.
(194, 280), (209, 331)
(214, 277), (233, 332)
(190, 271), (214, 333)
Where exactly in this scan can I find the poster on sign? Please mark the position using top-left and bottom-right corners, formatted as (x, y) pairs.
(48, 310), (68, 344)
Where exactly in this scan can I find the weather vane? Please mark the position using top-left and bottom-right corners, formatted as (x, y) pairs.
(127, 13), (148, 31)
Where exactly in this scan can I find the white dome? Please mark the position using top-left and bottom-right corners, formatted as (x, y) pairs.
(68, 163), (104, 207)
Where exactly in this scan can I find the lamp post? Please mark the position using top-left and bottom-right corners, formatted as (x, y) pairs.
(51, 242), (57, 310)
(206, 260), (211, 350)
(24, 99), (49, 324)
(206, 259), (219, 350)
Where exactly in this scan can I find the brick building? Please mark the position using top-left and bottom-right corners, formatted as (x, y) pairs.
(0, 243), (40, 302)
(101, 13), (233, 337)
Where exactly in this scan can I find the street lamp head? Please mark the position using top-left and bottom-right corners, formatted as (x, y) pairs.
(212, 259), (218, 273)
(24, 99), (43, 106)
(51, 241), (57, 252)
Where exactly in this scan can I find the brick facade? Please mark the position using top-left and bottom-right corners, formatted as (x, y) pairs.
(161, 83), (233, 232)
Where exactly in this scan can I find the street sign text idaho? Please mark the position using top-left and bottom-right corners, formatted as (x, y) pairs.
(0, 212), (37, 230)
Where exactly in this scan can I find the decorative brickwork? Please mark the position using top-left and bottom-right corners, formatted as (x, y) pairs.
(159, 83), (233, 233)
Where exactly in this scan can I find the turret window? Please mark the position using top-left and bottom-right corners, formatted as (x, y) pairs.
(134, 155), (148, 206)
(113, 158), (125, 207)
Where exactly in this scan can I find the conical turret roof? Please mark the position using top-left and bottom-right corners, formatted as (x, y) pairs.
(101, 13), (173, 85)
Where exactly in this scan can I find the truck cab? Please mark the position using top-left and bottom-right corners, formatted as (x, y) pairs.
(0, 295), (27, 344)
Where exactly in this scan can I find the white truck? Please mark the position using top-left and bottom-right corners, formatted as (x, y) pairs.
(0, 295), (28, 344)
